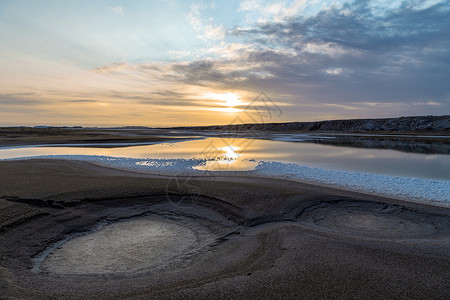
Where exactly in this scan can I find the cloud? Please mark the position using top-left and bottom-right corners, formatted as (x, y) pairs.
(187, 5), (226, 41)
(203, 24), (226, 40)
(194, 0), (450, 104)
(240, 0), (311, 23)
(93, 62), (129, 74)
(65, 99), (99, 103)
(262, 0), (308, 21)
(110, 6), (123, 16)
(239, 0), (262, 12)
(0, 92), (43, 106)
(325, 68), (343, 75)
(84, 0), (449, 122)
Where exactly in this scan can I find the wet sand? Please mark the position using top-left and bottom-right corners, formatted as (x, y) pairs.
(0, 159), (449, 299)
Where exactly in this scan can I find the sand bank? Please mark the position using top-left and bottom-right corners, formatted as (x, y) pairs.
(0, 127), (194, 148)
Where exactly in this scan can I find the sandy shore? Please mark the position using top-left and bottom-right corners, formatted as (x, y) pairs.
(0, 159), (449, 299)
(0, 127), (191, 147)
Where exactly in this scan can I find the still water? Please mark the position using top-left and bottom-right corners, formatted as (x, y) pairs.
(0, 137), (449, 181)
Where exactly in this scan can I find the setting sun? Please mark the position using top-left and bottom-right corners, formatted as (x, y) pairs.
(205, 92), (244, 108)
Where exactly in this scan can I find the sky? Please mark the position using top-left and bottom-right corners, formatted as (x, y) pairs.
(0, 0), (449, 127)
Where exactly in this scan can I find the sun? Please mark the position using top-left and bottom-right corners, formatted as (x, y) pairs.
(221, 93), (242, 107)
(205, 92), (243, 108)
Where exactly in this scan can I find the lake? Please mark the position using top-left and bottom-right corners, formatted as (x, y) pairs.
(1, 134), (449, 205)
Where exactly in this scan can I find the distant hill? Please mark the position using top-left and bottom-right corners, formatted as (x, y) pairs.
(171, 115), (450, 134)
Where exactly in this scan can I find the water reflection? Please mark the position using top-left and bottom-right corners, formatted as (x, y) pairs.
(221, 146), (239, 161)
(0, 137), (449, 180)
(304, 135), (450, 155)
(180, 130), (450, 154)
(195, 145), (259, 171)
(195, 145), (258, 171)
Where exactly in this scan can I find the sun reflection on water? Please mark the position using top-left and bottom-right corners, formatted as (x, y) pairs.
(220, 146), (240, 162)
(194, 144), (258, 171)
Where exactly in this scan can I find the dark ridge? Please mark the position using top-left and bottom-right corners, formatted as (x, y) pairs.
(169, 115), (450, 134)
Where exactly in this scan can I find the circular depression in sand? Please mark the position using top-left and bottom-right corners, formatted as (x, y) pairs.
(41, 215), (214, 275)
(298, 200), (450, 239)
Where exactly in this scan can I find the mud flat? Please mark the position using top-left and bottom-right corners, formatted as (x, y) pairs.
(39, 215), (215, 275)
(0, 160), (449, 299)
(0, 127), (193, 147)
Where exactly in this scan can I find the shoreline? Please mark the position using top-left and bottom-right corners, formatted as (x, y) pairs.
(81, 156), (450, 208)
(0, 127), (198, 148)
(3, 155), (448, 208)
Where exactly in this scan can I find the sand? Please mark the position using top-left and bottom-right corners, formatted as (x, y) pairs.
(0, 127), (191, 147)
(0, 159), (449, 299)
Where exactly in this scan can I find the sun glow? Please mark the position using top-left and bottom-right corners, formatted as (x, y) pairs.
(204, 92), (244, 110)
(212, 107), (242, 113)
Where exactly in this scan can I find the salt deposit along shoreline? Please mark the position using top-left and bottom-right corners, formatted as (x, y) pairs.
(4, 154), (449, 207)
